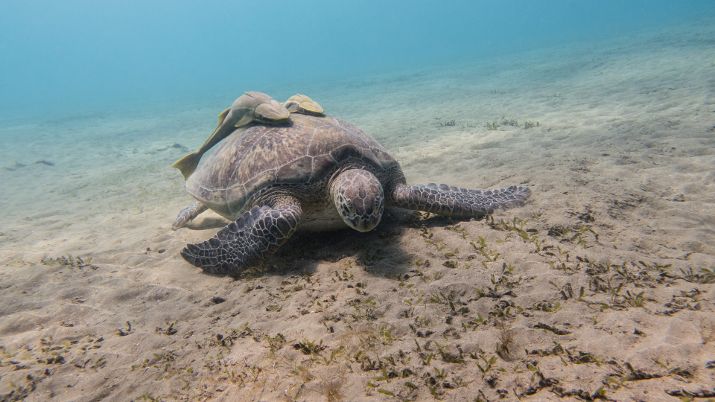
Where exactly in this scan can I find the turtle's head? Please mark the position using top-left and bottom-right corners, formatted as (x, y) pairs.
(331, 169), (384, 232)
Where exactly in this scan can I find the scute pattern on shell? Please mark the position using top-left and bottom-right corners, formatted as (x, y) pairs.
(185, 114), (399, 218)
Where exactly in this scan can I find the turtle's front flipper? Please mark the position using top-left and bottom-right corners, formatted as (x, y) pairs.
(180, 196), (302, 276)
(391, 183), (530, 218)
(172, 202), (209, 230)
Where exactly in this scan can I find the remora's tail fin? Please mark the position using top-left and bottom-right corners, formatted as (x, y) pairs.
(172, 107), (233, 179)
(171, 152), (201, 179)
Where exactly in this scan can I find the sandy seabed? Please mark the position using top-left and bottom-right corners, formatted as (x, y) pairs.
(1, 22), (714, 401)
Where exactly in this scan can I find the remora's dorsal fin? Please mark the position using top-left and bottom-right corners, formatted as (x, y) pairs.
(217, 108), (230, 126)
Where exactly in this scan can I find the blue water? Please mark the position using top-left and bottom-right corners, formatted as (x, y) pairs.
(2, 3), (715, 400)
(1, 0), (713, 122)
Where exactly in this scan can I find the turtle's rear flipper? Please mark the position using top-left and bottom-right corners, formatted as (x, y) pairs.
(172, 202), (209, 230)
(180, 196), (302, 276)
(391, 183), (530, 218)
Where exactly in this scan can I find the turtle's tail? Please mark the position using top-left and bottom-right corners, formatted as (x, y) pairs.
(391, 183), (530, 218)
(171, 152), (201, 179)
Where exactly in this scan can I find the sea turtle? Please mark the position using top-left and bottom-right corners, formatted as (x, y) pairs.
(172, 91), (291, 179)
(175, 114), (530, 275)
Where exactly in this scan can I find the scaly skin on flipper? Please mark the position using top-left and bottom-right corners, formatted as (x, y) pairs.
(284, 94), (325, 116)
(172, 202), (208, 230)
(171, 92), (290, 179)
(180, 196), (302, 275)
(391, 184), (530, 218)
